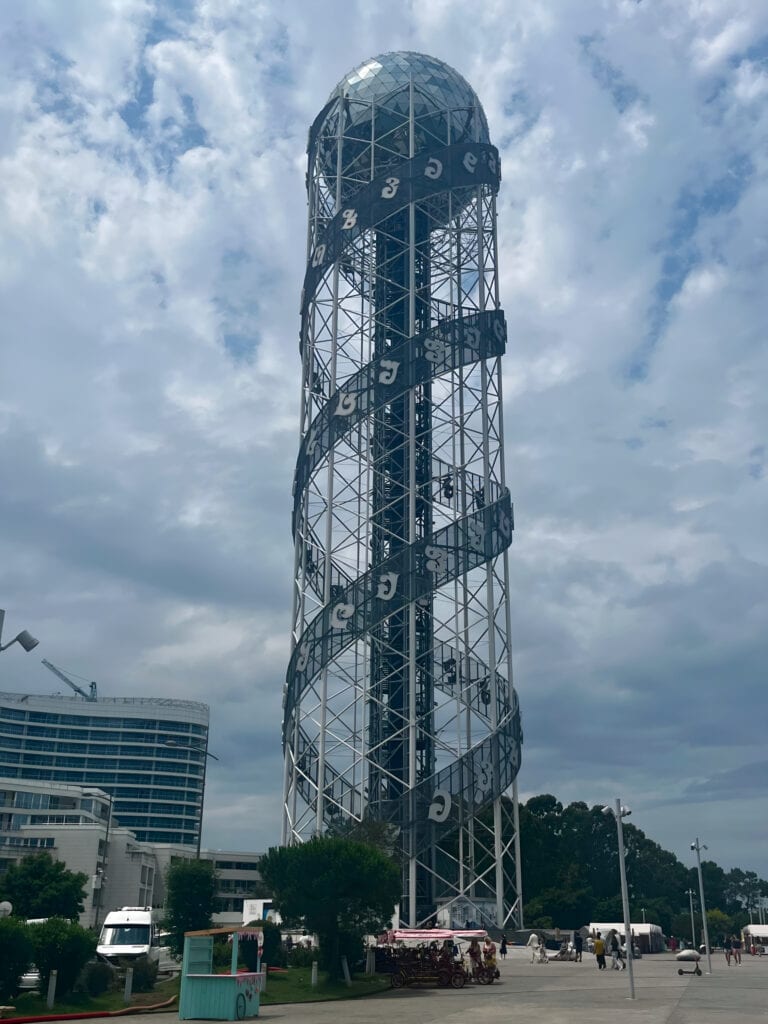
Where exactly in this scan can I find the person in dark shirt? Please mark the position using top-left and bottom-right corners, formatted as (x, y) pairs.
(574, 932), (583, 962)
(608, 930), (625, 970)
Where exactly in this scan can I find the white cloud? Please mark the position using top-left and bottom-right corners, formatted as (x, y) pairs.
(732, 60), (768, 103)
(691, 16), (753, 71)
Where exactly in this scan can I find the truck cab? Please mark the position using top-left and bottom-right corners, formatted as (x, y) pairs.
(97, 906), (160, 964)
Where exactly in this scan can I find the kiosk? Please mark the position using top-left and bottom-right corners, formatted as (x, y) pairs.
(179, 926), (264, 1020)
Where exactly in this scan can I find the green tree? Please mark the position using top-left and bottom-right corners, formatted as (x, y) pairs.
(525, 884), (593, 930)
(0, 917), (34, 1000)
(670, 912), (696, 944)
(724, 868), (766, 923)
(0, 853), (87, 920)
(164, 859), (217, 958)
(689, 861), (728, 914)
(259, 837), (399, 981)
(706, 908), (732, 942)
(29, 918), (96, 995)
(326, 816), (402, 861)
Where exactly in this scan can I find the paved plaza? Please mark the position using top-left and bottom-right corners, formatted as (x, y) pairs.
(111, 951), (768, 1024)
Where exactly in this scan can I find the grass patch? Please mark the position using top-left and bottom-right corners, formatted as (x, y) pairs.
(260, 968), (391, 1004)
(7, 971), (387, 1017)
(129, 974), (180, 1006)
(10, 989), (128, 1016)
(9, 974), (180, 1016)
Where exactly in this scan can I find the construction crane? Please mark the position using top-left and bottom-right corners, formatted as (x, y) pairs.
(41, 659), (98, 701)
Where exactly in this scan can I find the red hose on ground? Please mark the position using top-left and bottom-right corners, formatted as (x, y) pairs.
(4, 995), (177, 1023)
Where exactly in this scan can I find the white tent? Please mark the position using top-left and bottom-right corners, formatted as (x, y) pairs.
(744, 926), (768, 946)
(589, 922), (664, 953)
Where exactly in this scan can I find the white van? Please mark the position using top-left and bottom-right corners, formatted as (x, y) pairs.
(97, 907), (160, 964)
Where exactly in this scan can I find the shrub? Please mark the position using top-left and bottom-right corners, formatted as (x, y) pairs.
(77, 960), (115, 996)
(212, 941), (233, 969)
(29, 918), (97, 996)
(288, 944), (316, 968)
(127, 955), (158, 993)
(0, 917), (34, 1001)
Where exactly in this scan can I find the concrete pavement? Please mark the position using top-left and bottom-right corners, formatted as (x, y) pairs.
(100, 950), (768, 1024)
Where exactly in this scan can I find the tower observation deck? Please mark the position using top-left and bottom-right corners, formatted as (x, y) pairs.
(283, 51), (523, 929)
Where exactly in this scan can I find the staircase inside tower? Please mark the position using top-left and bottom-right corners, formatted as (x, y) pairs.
(368, 207), (435, 922)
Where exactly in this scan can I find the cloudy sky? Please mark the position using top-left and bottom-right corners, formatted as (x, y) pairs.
(1, 0), (766, 881)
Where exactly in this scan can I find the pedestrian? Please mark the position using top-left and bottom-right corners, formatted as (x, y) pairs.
(724, 933), (732, 966)
(527, 931), (541, 964)
(469, 937), (483, 975)
(608, 929), (625, 970)
(731, 933), (742, 965)
(574, 931), (583, 962)
(484, 936), (499, 978)
(499, 934), (507, 959)
(593, 931), (607, 970)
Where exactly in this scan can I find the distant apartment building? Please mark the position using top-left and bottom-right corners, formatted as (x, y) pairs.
(1, 779), (264, 927)
(0, 690), (209, 847)
(0, 778), (155, 927)
(152, 845), (265, 923)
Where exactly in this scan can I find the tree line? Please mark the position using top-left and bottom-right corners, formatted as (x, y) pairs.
(517, 794), (766, 938)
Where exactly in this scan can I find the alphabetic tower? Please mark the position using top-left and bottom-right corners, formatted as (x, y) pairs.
(282, 52), (523, 929)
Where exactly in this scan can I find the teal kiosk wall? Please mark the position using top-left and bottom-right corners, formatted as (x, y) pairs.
(179, 926), (264, 1020)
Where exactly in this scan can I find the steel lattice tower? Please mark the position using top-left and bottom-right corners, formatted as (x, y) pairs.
(283, 52), (523, 929)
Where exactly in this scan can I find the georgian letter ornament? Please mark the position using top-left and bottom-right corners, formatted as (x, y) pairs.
(378, 359), (400, 385)
(376, 572), (399, 600)
(428, 789), (452, 823)
(330, 602), (355, 630)
(296, 642), (309, 673)
(335, 392), (357, 417)
(425, 545), (446, 573)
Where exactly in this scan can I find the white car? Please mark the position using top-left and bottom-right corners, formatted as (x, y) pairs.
(17, 967), (41, 991)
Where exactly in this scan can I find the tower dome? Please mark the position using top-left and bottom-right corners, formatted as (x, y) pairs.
(331, 51), (489, 145)
(314, 52), (490, 208)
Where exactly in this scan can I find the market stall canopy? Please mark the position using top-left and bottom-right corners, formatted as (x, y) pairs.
(383, 928), (488, 943)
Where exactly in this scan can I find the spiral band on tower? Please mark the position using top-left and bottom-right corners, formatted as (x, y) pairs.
(283, 52), (523, 929)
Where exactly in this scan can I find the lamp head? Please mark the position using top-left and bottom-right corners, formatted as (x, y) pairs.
(15, 630), (39, 652)
(690, 843), (696, 851)
(601, 806), (612, 817)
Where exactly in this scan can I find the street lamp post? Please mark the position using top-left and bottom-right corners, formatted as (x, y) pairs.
(603, 800), (635, 1000)
(692, 838), (713, 974)
(685, 888), (697, 948)
(0, 610), (39, 654)
(165, 739), (219, 859)
(641, 907), (646, 924)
